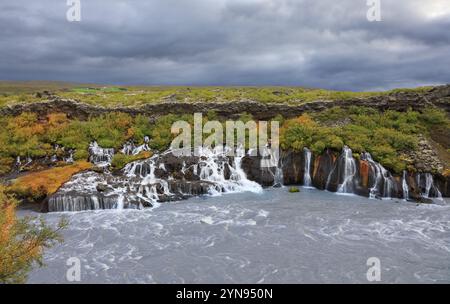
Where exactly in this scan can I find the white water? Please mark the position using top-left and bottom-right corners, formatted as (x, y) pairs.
(196, 146), (263, 195)
(121, 139), (150, 156)
(420, 173), (443, 200)
(49, 146), (262, 212)
(303, 148), (313, 187)
(362, 152), (394, 199)
(402, 171), (409, 200)
(27, 189), (450, 284)
(89, 141), (114, 165)
(336, 146), (357, 193)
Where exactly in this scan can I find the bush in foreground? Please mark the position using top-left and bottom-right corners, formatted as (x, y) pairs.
(0, 187), (67, 284)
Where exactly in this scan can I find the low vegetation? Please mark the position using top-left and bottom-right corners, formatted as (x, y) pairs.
(111, 151), (153, 170)
(288, 187), (300, 193)
(281, 107), (450, 173)
(8, 161), (92, 203)
(0, 81), (435, 108)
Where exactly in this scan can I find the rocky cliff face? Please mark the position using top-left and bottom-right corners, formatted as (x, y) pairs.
(241, 147), (448, 199)
(2, 85), (450, 120)
(44, 146), (448, 212)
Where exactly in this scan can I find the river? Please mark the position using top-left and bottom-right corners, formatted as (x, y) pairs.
(25, 188), (450, 283)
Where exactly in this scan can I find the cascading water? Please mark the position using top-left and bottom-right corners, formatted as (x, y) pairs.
(336, 146), (357, 193)
(402, 171), (409, 200)
(65, 149), (74, 163)
(197, 146), (263, 194)
(48, 146), (262, 212)
(361, 152), (395, 199)
(418, 173), (443, 200)
(260, 146), (283, 187)
(303, 148), (313, 187)
(121, 137), (150, 155)
(89, 141), (114, 165)
(424, 173), (433, 198)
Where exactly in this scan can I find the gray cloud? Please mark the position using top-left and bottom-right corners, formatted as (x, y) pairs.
(0, 0), (449, 90)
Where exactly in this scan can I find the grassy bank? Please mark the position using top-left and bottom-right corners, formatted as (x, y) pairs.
(0, 81), (435, 108)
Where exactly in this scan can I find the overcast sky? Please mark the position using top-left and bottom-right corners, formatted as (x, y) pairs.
(1, 0), (449, 91)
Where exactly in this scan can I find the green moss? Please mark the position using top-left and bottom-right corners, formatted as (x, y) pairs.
(111, 151), (153, 170)
(288, 187), (300, 193)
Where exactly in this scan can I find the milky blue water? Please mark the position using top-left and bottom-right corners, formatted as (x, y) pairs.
(26, 188), (450, 283)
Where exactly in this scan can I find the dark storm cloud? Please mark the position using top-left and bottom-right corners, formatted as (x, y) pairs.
(0, 0), (449, 90)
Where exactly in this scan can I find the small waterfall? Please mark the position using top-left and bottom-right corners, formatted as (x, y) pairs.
(303, 148), (312, 187)
(89, 141), (114, 165)
(197, 146), (263, 194)
(116, 194), (125, 210)
(261, 146), (283, 187)
(424, 173), (433, 198)
(361, 152), (394, 199)
(48, 194), (119, 212)
(24, 157), (32, 167)
(402, 171), (409, 200)
(273, 165), (283, 188)
(121, 138), (150, 155)
(336, 146), (357, 193)
(418, 173), (443, 199)
(65, 150), (74, 163)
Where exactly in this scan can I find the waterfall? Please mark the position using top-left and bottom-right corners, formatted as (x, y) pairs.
(197, 146), (263, 194)
(260, 146), (283, 187)
(424, 173), (433, 198)
(418, 173), (443, 200)
(273, 165), (283, 188)
(402, 171), (409, 200)
(336, 146), (357, 193)
(361, 152), (394, 199)
(121, 138), (150, 155)
(49, 146), (262, 212)
(116, 194), (125, 210)
(65, 150), (74, 163)
(89, 141), (115, 165)
(303, 148), (312, 187)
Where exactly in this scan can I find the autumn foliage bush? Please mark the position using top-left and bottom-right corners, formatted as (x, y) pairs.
(0, 186), (66, 283)
(8, 161), (92, 203)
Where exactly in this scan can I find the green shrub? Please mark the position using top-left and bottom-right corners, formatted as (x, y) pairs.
(111, 152), (153, 170)
(288, 187), (300, 193)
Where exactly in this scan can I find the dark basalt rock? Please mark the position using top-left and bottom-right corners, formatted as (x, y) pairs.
(241, 155), (275, 186)
(312, 149), (336, 190)
(281, 151), (305, 185)
(434, 174), (450, 197)
(1, 85), (449, 121)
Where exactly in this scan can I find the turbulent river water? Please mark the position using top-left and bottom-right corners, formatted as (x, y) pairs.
(24, 188), (450, 284)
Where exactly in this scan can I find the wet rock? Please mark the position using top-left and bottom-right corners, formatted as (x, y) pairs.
(96, 183), (108, 192)
(312, 149), (336, 190)
(241, 155), (275, 186)
(281, 151), (304, 185)
(416, 197), (434, 204)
